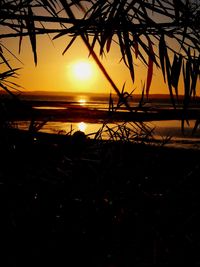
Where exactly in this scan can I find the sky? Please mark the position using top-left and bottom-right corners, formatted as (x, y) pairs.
(3, 32), (172, 96)
(1, 1), (200, 97)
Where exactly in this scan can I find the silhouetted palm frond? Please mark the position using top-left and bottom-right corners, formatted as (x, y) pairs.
(0, 0), (199, 107)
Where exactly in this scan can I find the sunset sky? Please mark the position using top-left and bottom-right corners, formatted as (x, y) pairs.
(1, 0), (199, 97)
(3, 33), (171, 96)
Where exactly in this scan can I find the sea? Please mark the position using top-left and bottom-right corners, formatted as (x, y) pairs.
(9, 91), (200, 150)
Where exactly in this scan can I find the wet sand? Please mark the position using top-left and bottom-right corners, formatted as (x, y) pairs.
(3, 97), (200, 123)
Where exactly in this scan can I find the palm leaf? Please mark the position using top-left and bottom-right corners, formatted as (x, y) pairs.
(0, 49), (12, 69)
(117, 31), (127, 66)
(62, 36), (77, 55)
(165, 48), (175, 108)
(36, 0), (59, 16)
(25, 6), (37, 65)
(88, 33), (100, 57)
(190, 55), (199, 98)
(159, 34), (166, 82)
(170, 54), (183, 99)
(122, 30), (135, 83)
(145, 38), (154, 98)
(173, 0), (180, 22)
(133, 37), (139, 59)
(183, 60), (191, 110)
(106, 33), (113, 53)
(137, 36), (158, 67)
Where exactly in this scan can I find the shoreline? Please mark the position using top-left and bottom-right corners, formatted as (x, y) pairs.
(2, 98), (200, 150)
(5, 100), (200, 122)
(4, 125), (200, 151)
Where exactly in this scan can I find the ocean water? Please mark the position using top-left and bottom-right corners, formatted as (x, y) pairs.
(15, 92), (200, 150)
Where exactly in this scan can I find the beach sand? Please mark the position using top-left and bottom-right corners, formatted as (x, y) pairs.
(1, 128), (200, 266)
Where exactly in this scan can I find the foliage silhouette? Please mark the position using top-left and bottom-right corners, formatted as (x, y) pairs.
(0, 0), (200, 131)
(1, 3), (200, 265)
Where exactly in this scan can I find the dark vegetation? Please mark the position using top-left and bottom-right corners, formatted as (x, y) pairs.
(0, 1), (200, 266)
(1, 128), (200, 266)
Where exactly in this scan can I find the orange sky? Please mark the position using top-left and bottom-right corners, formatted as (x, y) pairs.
(3, 34), (178, 95)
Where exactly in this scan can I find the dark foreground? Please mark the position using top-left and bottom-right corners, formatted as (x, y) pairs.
(1, 129), (200, 266)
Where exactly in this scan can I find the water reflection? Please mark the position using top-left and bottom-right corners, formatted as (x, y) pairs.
(78, 98), (86, 106)
(78, 98), (87, 106)
(78, 122), (87, 132)
(13, 120), (200, 150)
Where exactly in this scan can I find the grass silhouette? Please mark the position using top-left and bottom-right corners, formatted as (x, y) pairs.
(1, 126), (200, 266)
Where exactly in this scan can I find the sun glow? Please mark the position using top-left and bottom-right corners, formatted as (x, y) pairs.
(71, 61), (93, 81)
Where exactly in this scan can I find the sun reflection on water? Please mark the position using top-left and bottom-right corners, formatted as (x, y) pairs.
(78, 122), (87, 132)
(78, 98), (87, 106)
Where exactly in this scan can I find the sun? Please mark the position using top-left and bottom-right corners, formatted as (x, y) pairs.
(71, 61), (93, 81)
(67, 60), (97, 91)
